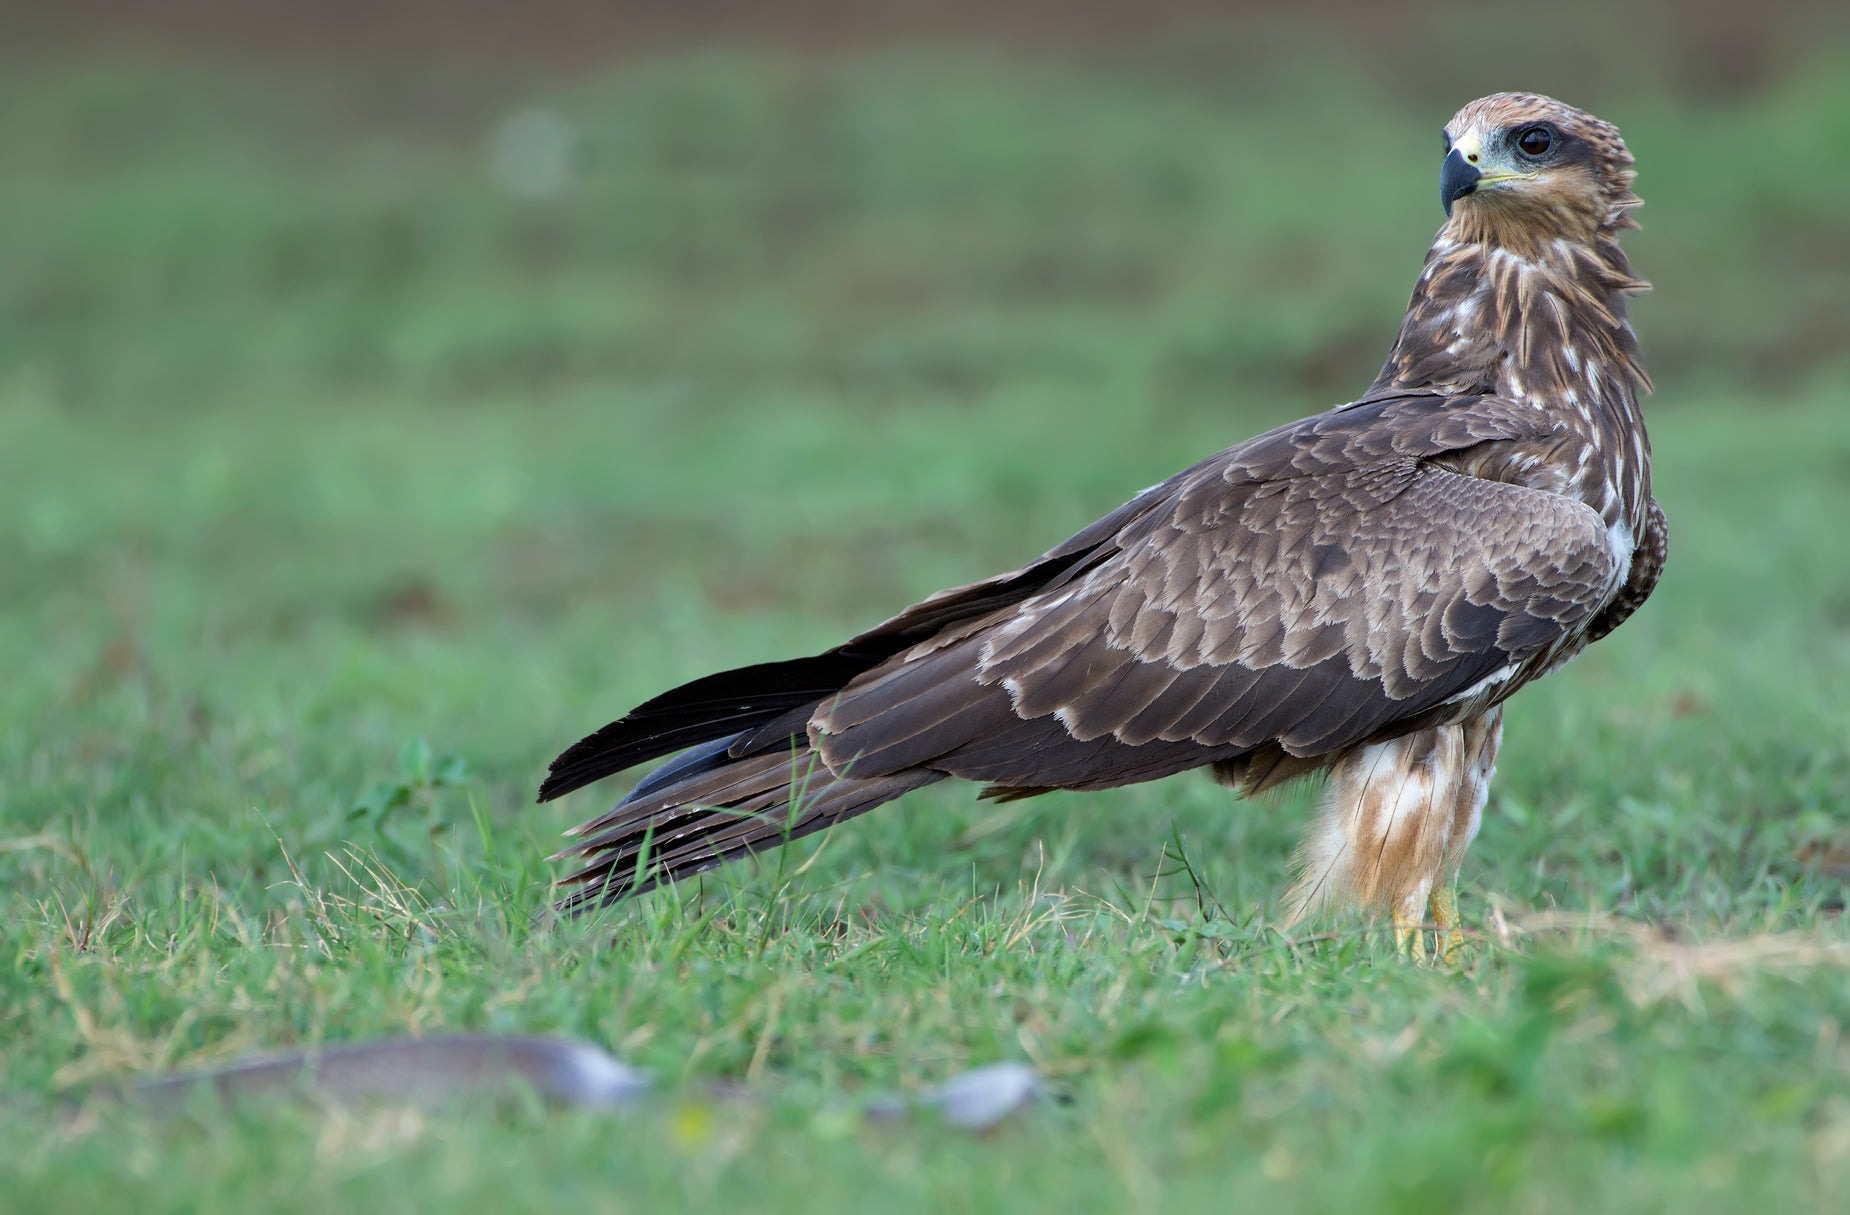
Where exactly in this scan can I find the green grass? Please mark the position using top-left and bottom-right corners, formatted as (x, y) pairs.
(4, 48), (1850, 1212)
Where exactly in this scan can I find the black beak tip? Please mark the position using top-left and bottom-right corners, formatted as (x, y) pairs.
(1440, 147), (1481, 216)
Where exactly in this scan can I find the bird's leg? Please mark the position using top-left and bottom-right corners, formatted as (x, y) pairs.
(1294, 710), (1501, 964)
(1392, 901), (1427, 961)
(1428, 884), (1463, 963)
(1389, 889), (1463, 963)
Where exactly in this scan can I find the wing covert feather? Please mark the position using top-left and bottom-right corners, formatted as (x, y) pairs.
(814, 393), (1621, 790)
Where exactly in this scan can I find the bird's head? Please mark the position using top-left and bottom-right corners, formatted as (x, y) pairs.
(1439, 93), (1641, 250)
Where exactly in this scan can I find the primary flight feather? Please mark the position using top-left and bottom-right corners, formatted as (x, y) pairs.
(538, 93), (1667, 955)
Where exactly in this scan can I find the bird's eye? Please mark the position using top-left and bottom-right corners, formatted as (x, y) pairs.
(1516, 126), (1552, 158)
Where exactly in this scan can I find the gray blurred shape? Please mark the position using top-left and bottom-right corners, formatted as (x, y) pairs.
(133, 1034), (649, 1114)
(486, 108), (579, 199)
(923, 1061), (1042, 1129)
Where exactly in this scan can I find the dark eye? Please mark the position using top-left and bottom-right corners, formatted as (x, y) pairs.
(1516, 126), (1552, 158)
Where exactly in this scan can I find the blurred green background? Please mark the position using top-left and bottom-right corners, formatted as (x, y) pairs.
(4, 2), (1850, 1209)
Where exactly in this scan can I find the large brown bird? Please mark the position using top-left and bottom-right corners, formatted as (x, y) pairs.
(539, 93), (1666, 957)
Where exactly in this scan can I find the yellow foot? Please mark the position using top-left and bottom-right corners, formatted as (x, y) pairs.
(1392, 888), (1464, 963)
(1428, 886), (1465, 964)
(1392, 905), (1427, 961)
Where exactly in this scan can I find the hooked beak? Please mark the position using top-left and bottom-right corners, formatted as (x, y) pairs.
(1440, 146), (1480, 216)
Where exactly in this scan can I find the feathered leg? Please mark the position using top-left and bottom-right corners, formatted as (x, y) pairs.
(1281, 706), (1503, 960)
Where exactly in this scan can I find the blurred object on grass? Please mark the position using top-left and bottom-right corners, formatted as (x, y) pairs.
(486, 108), (581, 201)
(128, 1033), (1044, 1137)
(133, 1034), (651, 1115)
(923, 1061), (1045, 1129)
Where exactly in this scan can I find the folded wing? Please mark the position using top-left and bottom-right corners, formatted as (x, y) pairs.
(547, 391), (1623, 910)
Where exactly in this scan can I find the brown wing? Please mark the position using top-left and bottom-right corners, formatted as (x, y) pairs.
(812, 393), (1621, 791)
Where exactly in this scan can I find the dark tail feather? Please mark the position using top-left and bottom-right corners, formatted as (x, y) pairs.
(538, 652), (879, 802)
(550, 743), (943, 916)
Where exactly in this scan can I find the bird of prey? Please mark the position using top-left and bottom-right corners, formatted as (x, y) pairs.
(538, 93), (1666, 957)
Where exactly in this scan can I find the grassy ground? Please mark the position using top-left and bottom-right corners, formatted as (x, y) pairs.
(3, 48), (1850, 1212)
